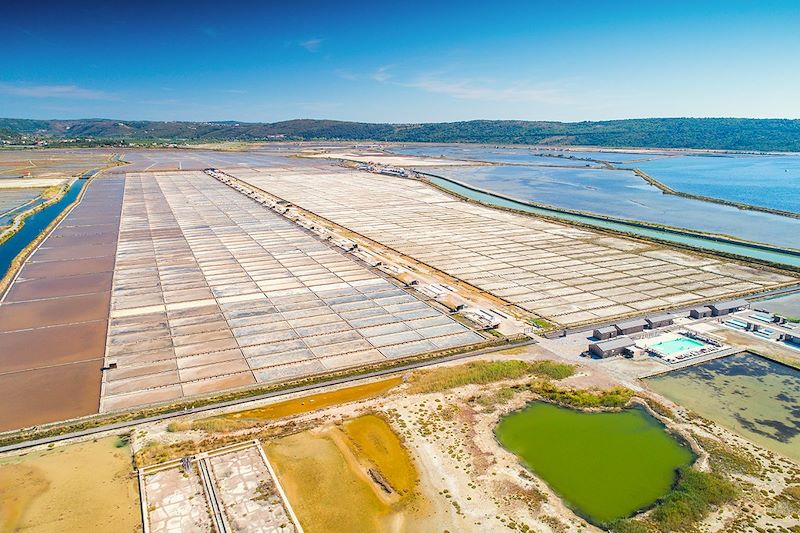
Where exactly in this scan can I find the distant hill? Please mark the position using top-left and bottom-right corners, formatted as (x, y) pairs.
(2, 117), (800, 152)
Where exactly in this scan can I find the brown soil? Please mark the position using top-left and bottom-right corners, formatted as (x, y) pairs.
(0, 436), (141, 532)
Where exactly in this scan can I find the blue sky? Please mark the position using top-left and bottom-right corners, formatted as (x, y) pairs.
(1, 0), (799, 122)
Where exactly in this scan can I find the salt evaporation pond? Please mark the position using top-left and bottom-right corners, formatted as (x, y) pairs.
(421, 165), (800, 250)
(646, 352), (800, 463)
(636, 154), (800, 214)
(496, 402), (694, 525)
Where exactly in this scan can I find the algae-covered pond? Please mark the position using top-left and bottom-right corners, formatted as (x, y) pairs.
(496, 402), (694, 525)
(646, 352), (800, 463)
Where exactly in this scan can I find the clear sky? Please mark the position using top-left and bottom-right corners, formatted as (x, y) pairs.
(1, 0), (799, 123)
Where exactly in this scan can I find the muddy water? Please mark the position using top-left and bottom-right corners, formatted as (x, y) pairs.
(645, 352), (800, 462)
(0, 360), (104, 430)
(0, 321), (108, 373)
(0, 177), (124, 431)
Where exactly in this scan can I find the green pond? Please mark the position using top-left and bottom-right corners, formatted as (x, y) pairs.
(646, 352), (800, 463)
(495, 402), (694, 525)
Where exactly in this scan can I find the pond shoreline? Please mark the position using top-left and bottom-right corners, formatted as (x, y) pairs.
(493, 394), (699, 527)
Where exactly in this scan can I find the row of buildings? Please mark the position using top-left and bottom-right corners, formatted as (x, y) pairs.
(588, 299), (750, 358)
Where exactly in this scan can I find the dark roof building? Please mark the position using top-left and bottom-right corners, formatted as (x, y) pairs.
(709, 299), (749, 316)
(589, 336), (635, 359)
(689, 306), (712, 319)
(593, 326), (618, 340)
(615, 318), (648, 335)
(645, 314), (674, 329)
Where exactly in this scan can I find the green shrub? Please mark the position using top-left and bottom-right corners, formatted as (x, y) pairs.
(649, 467), (737, 531)
(609, 519), (650, 533)
(530, 381), (633, 408)
(695, 435), (761, 476)
(408, 360), (574, 394)
(528, 360), (575, 380)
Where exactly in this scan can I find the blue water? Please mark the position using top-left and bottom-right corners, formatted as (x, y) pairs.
(391, 145), (603, 167)
(425, 174), (800, 267)
(534, 149), (667, 164)
(636, 154), (800, 213)
(0, 179), (88, 280)
(422, 165), (800, 251)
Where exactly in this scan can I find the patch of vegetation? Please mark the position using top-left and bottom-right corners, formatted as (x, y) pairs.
(165, 421), (191, 433)
(528, 317), (554, 330)
(611, 468), (737, 532)
(474, 387), (516, 409)
(191, 418), (259, 433)
(114, 434), (130, 448)
(609, 520), (650, 533)
(695, 435), (762, 477)
(641, 397), (674, 419)
(529, 381), (633, 408)
(530, 360), (576, 380)
(649, 468), (737, 531)
(407, 360), (574, 394)
(166, 417), (258, 433)
(777, 485), (800, 513)
(134, 440), (200, 467)
(252, 480), (278, 503)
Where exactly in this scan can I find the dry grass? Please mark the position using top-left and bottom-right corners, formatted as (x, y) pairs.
(407, 360), (574, 394)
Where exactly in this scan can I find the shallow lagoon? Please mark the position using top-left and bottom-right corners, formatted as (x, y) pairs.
(391, 145), (603, 167)
(392, 145), (673, 165)
(496, 402), (694, 525)
(636, 154), (800, 213)
(422, 165), (800, 250)
(646, 352), (800, 463)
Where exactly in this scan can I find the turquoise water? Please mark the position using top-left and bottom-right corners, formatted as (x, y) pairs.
(636, 154), (800, 213)
(651, 338), (704, 355)
(424, 174), (800, 267)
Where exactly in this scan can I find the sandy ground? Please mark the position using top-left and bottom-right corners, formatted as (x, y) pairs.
(0, 436), (141, 532)
(129, 342), (800, 532)
(302, 150), (478, 167)
(0, 178), (68, 189)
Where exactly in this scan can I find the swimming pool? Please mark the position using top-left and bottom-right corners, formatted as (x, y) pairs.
(651, 337), (704, 355)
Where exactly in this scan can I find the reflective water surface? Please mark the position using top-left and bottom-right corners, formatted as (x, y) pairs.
(646, 352), (800, 462)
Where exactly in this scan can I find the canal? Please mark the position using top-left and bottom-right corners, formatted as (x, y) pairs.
(0, 170), (96, 283)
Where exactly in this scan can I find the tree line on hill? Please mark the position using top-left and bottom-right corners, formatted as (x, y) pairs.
(1, 117), (799, 152)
